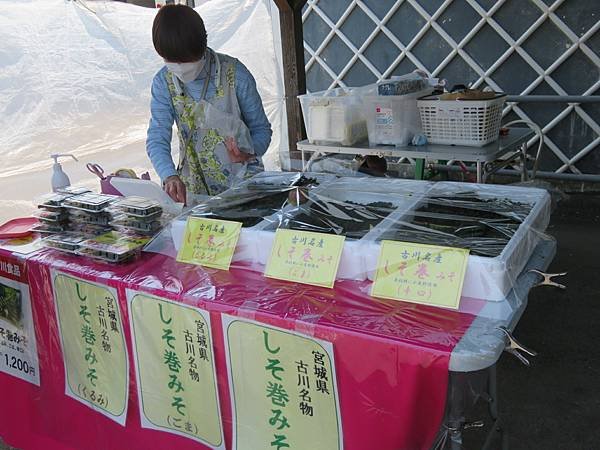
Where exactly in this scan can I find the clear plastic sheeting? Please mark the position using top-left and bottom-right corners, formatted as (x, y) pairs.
(151, 172), (337, 265)
(0, 0), (285, 222)
(0, 232), (555, 450)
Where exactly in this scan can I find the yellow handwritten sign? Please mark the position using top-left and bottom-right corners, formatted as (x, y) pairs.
(371, 241), (469, 309)
(177, 217), (242, 270)
(264, 229), (345, 288)
(128, 292), (224, 448)
(223, 316), (342, 450)
(52, 272), (129, 425)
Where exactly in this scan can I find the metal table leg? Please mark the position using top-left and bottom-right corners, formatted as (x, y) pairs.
(520, 143), (529, 182)
(482, 365), (507, 450)
(476, 161), (483, 183)
(415, 158), (426, 180)
(434, 364), (507, 450)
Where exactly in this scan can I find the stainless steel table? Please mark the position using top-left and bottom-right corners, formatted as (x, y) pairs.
(297, 128), (534, 183)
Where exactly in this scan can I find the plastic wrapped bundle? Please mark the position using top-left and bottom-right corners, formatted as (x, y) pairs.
(377, 73), (430, 96)
(152, 172), (552, 303)
(157, 172), (336, 265)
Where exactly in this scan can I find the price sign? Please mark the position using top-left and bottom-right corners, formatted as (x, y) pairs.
(177, 217), (242, 270)
(0, 254), (40, 386)
(264, 229), (345, 289)
(371, 241), (469, 309)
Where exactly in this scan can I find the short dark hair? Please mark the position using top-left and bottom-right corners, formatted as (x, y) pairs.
(152, 5), (207, 63)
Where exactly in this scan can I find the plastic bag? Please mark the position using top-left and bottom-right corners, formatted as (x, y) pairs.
(146, 172), (552, 311)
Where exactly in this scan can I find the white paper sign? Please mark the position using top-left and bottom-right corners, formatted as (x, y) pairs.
(0, 255), (40, 386)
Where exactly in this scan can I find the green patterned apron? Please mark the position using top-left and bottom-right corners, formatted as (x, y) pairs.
(167, 49), (259, 204)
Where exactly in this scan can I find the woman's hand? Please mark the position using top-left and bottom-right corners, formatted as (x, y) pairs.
(164, 175), (186, 203)
(225, 137), (255, 163)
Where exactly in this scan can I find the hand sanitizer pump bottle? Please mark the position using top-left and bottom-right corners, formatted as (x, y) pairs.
(51, 154), (78, 192)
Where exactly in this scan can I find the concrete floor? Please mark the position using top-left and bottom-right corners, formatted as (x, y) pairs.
(466, 193), (600, 449)
(1, 193), (598, 450)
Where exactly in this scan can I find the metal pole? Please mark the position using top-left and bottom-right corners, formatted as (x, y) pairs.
(506, 95), (600, 103)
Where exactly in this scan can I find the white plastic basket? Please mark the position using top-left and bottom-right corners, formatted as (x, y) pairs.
(417, 94), (507, 147)
(298, 86), (375, 146)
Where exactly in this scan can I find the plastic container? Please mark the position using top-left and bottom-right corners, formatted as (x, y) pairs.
(35, 210), (70, 224)
(110, 215), (162, 235)
(112, 196), (163, 218)
(417, 93), (506, 146)
(364, 88), (433, 147)
(32, 223), (68, 234)
(377, 73), (429, 96)
(365, 182), (551, 301)
(298, 87), (372, 146)
(77, 231), (150, 263)
(68, 210), (112, 226)
(43, 233), (87, 253)
(63, 193), (118, 213)
(56, 186), (92, 196)
(37, 192), (74, 210)
(68, 223), (113, 237)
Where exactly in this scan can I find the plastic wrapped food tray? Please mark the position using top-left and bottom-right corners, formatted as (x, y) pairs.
(35, 209), (69, 224)
(56, 186), (92, 196)
(37, 192), (74, 210)
(254, 177), (431, 279)
(32, 223), (68, 234)
(166, 173), (551, 302)
(63, 193), (119, 212)
(171, 172), (337, 263)
(364, 182), (551, 300)
(42, 233), (87, 253)
(112, 196), (163, 218)
(110, 215), (162, 235)
(69, 210), (113, 226)
(76, 231), (150, 263)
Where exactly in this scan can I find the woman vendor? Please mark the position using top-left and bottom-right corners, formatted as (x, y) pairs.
(146, 4), (272, 205)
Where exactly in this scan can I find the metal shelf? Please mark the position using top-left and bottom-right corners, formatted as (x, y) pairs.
(298, 128), (535, 183)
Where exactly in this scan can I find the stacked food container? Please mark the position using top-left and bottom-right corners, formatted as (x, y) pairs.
(38, 191), (164, 263)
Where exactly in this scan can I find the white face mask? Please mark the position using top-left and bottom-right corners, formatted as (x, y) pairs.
(165, 56), (206, 83)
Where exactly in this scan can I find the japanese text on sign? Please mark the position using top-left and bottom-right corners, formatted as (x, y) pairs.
(177, 217), (242, 270)
(265, 230), (345, 288)
(223, 316), (342, 450)
(371, 242), (469, 309)
(0, 260), (22, 279)
(52, 272), (129, 425)
(0, 255), (39, 386)
(129, 292), (223, 449)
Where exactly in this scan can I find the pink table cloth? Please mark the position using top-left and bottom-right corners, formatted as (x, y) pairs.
(0, 247), (481, 450)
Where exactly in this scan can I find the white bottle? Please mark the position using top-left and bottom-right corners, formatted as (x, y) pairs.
(51, 154), (78, 192)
